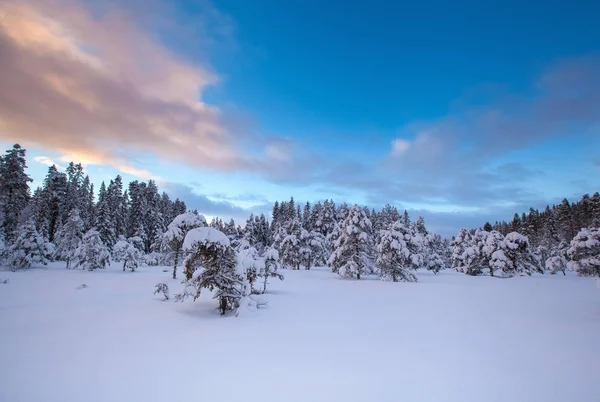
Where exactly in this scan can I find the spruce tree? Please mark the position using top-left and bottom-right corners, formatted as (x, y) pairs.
(75, 229), (111, 270)
(7, 219), (52, 270)
(328, 205), (375, 279)
(54, 209), (85, 269)
(0, 144), (33, 241)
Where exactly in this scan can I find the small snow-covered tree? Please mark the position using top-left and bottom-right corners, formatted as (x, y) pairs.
(299, 229), (329, 270)
(328, 205), (376, 279)
(7, 219), (52, 270)
(237, 246), (262, 292)
(567, 228), (600, 277)
(162, 212), (206, 279)
(112, 238), (142, 272)
(376, 225), (417, 282)
(503, 232), (542, 277)
(258, 247), (284, 294)
(54, 209), (84, 269)
(546, 255), (568, 275)
(75, 229), (110, 271)
(177, 227), (246, 315)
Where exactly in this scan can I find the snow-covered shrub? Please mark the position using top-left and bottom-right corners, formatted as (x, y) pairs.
(154, 283), (169, 301)
(54, 209), (84, 269)
(258, 247), (284, 294)
(143, 252), (162, 266)
(7, 219), (53, 270)
(567, 228), (600, 277)
(237, 246), (262, 291)
(546, 255), (568, 275)
(328, 205), (376, 280)
(376, 224), (417, 282)
(161, 212), (206, 279)
(176, 227), (246, 315)
(75, 229), (110, 271)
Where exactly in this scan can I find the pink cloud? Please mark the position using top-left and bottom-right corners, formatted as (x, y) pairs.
(0, 0), (286, 178)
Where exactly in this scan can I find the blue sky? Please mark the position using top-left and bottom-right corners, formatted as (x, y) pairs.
(1, 0), (599, 235)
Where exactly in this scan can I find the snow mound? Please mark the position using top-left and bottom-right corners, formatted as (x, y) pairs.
(183, 227), (230, 250)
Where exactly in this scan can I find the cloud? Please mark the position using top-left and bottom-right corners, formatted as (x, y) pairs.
(160, 181), (254, 222)
(33, 156), (64, 170)
(0, 0), (292, 180)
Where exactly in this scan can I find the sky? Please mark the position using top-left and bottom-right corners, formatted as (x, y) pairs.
(1, 0), (599, 236)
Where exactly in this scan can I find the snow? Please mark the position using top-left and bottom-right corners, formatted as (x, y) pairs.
(182, 227), (230, 250)
(1, 264), (599, 402)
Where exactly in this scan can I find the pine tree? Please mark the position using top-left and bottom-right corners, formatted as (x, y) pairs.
(279, 219), (302, 270)
(328, 205), (375, 279)
(502, 232), (542, 277)
(177, 227), (243, 315)
(7, 219), (52, 270)
(259, 247), (284, 294)
(376, 223), (418, 282)
(299, 229), (329, 270)
(95, 182), (116, 249)
(54, 209), (85, 269)
(0, 144), (33, 241)
(75, 229), (111, 270)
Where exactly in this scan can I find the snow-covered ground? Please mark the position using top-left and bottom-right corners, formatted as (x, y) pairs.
(1, 264), (599, 402)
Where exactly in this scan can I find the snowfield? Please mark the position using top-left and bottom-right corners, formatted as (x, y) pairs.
(1, 264), (599, 402)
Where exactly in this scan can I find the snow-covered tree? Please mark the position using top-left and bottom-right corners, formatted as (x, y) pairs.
(451, 228), (472, 272)
(279, 219), (302, 270)
(177, 227), (247, 315)
(237, 246), (262, 292)
(376, 224), (418, 282)
(567, 228), (600, 277)
(502, 232), (542, 276)
(328, 205), (376, 279)
(0, 144), (33, 241)
(6, 219), (53, 270)
(113, 238), (143, 272)
(162, 212), (207, 279)
(299, 229), (329, 270)
(54, 208), (84, 269)
(75, 229), (110, 271)
(259, 247), (284, 294)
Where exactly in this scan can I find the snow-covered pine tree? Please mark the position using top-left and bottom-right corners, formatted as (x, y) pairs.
(376, 223), (418, 282)
(279, 219), (302, 270)
(502, 232), (543, 276)
(566, 228), (600, 277)
(299, 229), (329, 270)
(75, 229), (111, 270)
(0, 144), (33, 241)
(177, 227), (245, 315)
(259, 247), (284, 294)
(112, 238), (142, 272)
(7, 219), (53, 270)
(328, 205), (376, 279)
(162, 212), (207, 279)
(54, 208), (85, 269)
(451, 228), (472, 272)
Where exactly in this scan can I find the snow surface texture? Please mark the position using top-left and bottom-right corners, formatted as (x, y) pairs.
(0, 264), (599, 402)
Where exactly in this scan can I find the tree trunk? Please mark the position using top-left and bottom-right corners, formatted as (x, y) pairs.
(357, 272), (361, 280)
(172, 248), (179, 279)
(123, 261), (126, 271)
